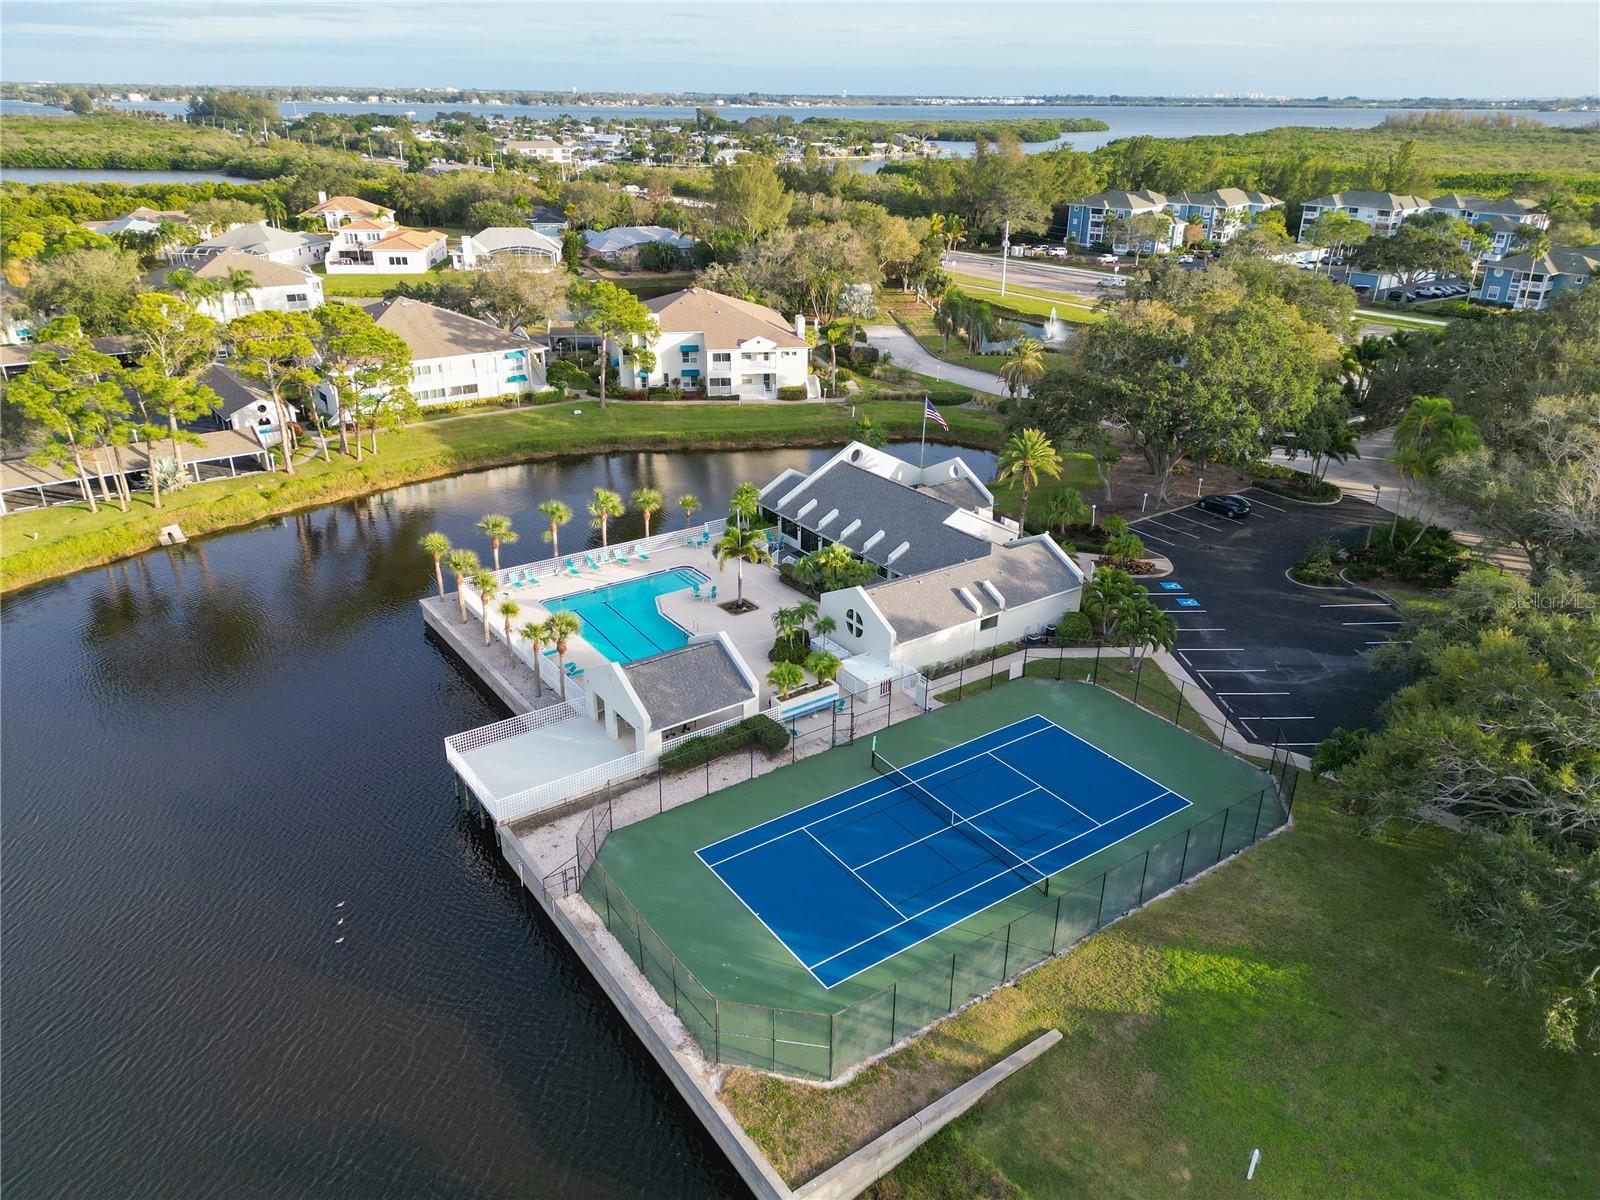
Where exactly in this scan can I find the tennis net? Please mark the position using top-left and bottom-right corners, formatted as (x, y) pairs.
(872, 749), (1050, 897)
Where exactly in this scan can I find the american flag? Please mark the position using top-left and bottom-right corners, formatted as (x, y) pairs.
(924, 396), (949, 431)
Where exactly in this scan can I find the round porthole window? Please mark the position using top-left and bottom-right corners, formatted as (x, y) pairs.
(845, 608), (863, 638)
(849, 448), (863, 463)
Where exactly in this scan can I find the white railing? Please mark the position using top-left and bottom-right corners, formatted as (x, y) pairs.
(485, 516), (727, 587)
(492, 707), (753, 826)
(444, 702), (585, 756)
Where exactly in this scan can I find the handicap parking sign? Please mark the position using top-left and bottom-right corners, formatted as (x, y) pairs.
(1175, 597), (1202, 608)
(1159, 581), (1185, 591)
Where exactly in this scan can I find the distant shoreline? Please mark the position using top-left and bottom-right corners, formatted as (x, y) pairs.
(3, 84), (1594, 113)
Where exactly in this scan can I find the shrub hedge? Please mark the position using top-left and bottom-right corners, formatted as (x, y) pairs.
(657, 715), (790, 773)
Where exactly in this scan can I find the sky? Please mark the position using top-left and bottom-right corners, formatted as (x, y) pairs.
(1, 1), (1596, 99)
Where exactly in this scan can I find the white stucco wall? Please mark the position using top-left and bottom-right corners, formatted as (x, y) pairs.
(407, 346), (546, 407)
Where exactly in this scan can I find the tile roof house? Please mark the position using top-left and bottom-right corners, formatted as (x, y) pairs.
(618, 287), (810, 399)
(189, 250), (323, 321)
(297, 192), (395, 230)
(322, 297), (546, 411)
(325, 219), (448, 274)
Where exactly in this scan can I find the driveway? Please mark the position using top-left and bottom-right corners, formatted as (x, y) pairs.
(1133, 488), (1406, 750)
(862, 325), (1005, 396)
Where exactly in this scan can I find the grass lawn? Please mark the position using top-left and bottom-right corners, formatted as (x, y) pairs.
(988, 472), (1103, 534)
(883, 297), (1071, 375)
(317, 266), (449, 297)
(946, 273), (1108, 325)
(0, 399), (1002, 593)
(723, 776), (1600, 1197)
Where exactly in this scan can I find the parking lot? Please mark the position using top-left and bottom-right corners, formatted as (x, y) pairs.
(1132, 488), (1407, 751)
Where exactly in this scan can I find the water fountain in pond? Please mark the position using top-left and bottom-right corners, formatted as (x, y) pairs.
(1043, 308), (1070, 343)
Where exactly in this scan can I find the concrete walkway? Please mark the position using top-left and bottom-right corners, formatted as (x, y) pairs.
(1267, 426), (1527, 571)
(863, 325), (1006, 396)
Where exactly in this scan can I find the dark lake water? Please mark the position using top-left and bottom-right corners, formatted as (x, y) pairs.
(0, 440), (993, 1200)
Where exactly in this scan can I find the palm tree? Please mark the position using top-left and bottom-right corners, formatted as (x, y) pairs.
(729, 481), (762, 531)
(498, 599), (521, 660)
(630, 486), (664, 538)
(793, 599), (818, 634)
(221, 266), (257, 318)
(1120, 597), (1178, 667)
(678, 493), (702, 528)
(471, 568), (499, 645)
(996, 427), (1064, 535)
(544, 612), (582, 699)
(1043, 488), (1091, 535)
(538, 499), (572, 559)
(1082, 566), (1140, 637)
(588, 487), (625, 547)
(518, 620), (546, 698)
(772, 605), (805, 653)
(819, 322), (850, 382)
(813, 614), (837, 643)
(804, 650), (841, 685)
(420, 532), (451, 600)
(934, 290), (967, 352)
(477, 513), (517, 571)
(767, 661), (805, 699)
(445, 549), (480, 623)
(1389, 396), (1482, 546)
(714, 524), (772, 609)
(999, 338), (1045, 398)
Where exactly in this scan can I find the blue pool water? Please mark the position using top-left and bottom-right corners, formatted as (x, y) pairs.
(544, 568), (709, 663)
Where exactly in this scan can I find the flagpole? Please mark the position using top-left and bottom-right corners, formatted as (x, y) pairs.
(919, 396), (929, 467)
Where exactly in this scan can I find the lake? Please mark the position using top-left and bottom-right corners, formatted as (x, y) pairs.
(0, 440), (994, 1200)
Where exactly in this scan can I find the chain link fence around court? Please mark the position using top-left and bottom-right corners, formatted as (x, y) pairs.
(522, 644), (1306, 1081)
(577, 757), (1297, 1082)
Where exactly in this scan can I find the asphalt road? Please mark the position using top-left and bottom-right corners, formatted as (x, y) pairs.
(942, 250), (1119, 300)
(1133, 487), (1406, 750)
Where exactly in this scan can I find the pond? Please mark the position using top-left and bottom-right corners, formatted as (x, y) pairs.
(0, 440), (994, 1199)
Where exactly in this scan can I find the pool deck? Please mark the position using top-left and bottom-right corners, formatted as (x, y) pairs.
(472, 535), (800, 706)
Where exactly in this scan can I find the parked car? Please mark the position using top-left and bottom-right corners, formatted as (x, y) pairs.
(1097, 277), (1127, 289)
(1197, 493), (1253, 519)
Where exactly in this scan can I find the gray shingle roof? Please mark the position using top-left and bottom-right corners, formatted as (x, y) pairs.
(866, 540), (1082, 641)
(916, 476), (991, 511)
(770, 460), (993, 576)
(623, 641), (754, 730)
(1301, 191), (1431, 211)
(370, 297), (541, 360)
(1491, 244), (1600, 277)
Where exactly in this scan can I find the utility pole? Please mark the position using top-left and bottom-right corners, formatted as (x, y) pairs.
(999, 220), (1011, 298)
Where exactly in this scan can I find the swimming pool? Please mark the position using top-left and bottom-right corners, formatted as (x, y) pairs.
(543, 568), (709, 663)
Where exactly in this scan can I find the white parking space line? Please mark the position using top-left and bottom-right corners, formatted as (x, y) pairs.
(1242, 492), (1288, 512)
(1145, 520), (1201, 539)
(1137, 529), (1178, 547)
(1174, 627), (1227, 632)
(1198, 668), (1264, 674)
(1168, 511), (1218, 531)
(1320, 602), (1393, 608)
(1161, 608), (1206, 614)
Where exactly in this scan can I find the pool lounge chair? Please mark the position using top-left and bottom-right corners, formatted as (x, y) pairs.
(635, 545), (650, 561)
(584, 554), (600, 570)
(565, 662), (584, 678)
(615, 548), (630, 564)
(708, 585), (718, 602)
(510, 571), (524, 589)
(691, 581), (701, 600)
(565, 559), (579, 576)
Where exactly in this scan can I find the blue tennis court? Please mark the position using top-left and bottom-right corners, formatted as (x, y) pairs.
(696, 715), (1191, 987)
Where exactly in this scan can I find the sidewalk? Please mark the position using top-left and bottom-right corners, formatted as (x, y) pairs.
(1268, 426), (1528, 572)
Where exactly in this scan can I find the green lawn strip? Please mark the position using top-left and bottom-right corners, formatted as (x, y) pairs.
(885, 300), (1050, 373)
(316, 267), (448, 297)
(724, 778), (1600, 1196)
(0, 400), (1001, 593)
(946, 273), (1107, 324)
(593, 681), (1270, 1018)
(987, 471), (1104, 532)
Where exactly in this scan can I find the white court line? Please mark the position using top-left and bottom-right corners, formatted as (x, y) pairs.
(807, 789), (1186, 977)
(1343, 620), (1403, 626)
(699, 717), (1055, 865)
(985, 750), (1100, 828)
(850, 787), (1040, 871)
(1320, 602), (1393, 608)
(697, 854), (832, 989)
(805, 829), (907, 919)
